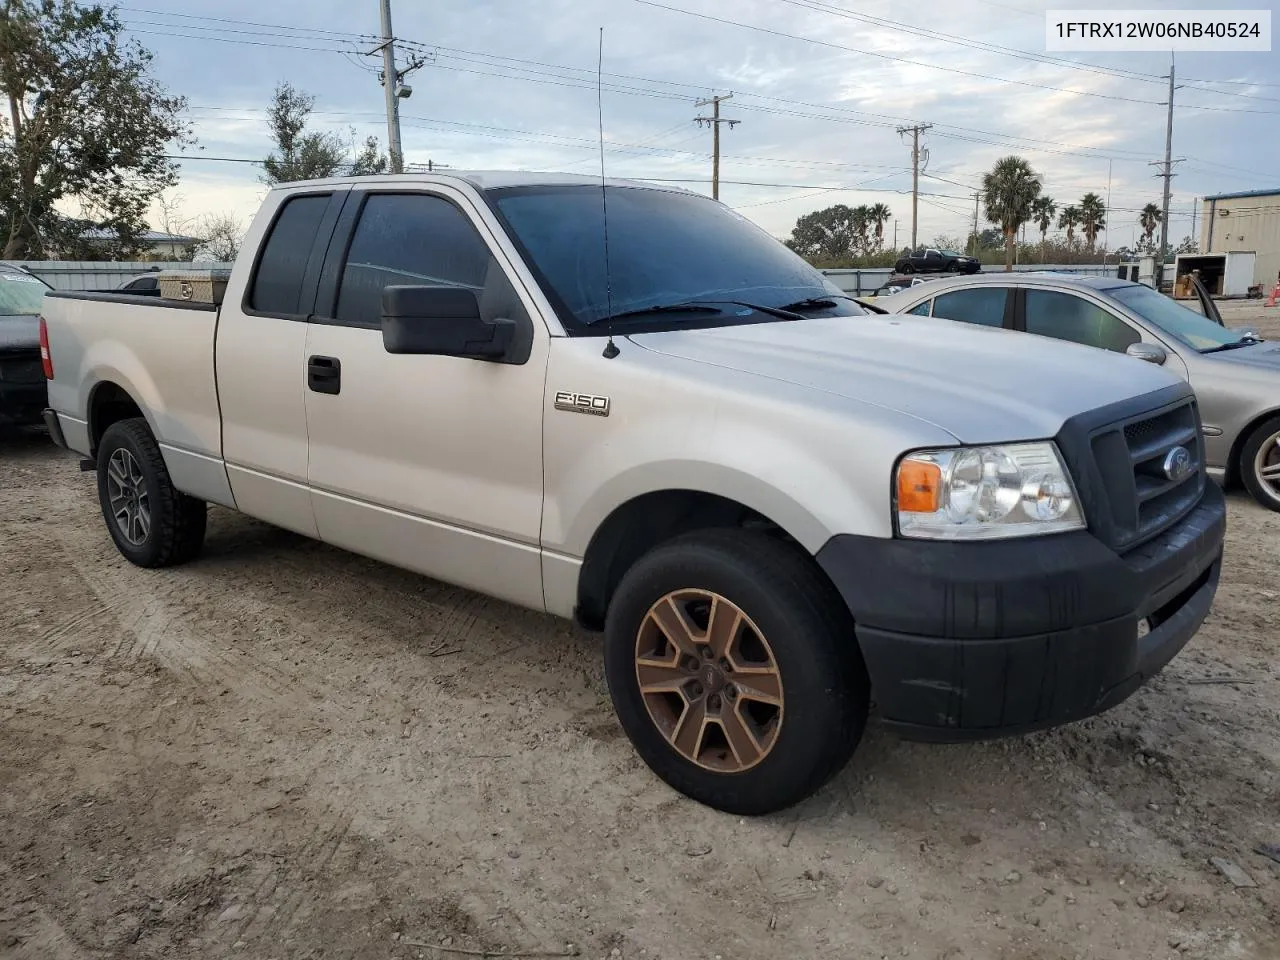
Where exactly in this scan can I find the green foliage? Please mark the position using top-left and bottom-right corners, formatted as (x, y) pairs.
(1057, 205), (1081, 244)
(785, 202), (893, 264)
(981, 156), (1042, 271)
(262, 82), (388, 184)
(1078, 192), (1106, 250)
(1138, 203), (1162, 248)
(0, 0), (190, 259)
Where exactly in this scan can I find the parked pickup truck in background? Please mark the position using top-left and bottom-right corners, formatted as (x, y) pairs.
(40, 172), (1226, 814)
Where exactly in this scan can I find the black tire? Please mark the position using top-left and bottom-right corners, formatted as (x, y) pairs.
(1239, 415), (1280, 512)
(945, 261), (960, 272)
(898, 262), (914, 274)
(604, 528), (869, 815)
(965, 263), (981, 274)
(96, 418), (207, 567)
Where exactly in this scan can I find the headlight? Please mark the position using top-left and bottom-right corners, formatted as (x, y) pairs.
(895, 442), (1084, 540)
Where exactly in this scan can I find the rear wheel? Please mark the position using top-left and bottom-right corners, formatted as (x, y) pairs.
(1240, 415), (1280, 512)
(603, 529), (869, 815)
(97, 418), (207, 567)
(898, 263), (914, 274)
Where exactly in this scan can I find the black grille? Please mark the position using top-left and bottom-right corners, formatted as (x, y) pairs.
(1089, 398), (1204, 551)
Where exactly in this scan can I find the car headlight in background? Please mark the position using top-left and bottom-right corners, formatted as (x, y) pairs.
(895, 442), (1084, 540)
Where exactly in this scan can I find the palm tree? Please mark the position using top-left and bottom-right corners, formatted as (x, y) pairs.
(1079, 192), (1106, 251)
(982, 155), (1042, 271)
(867, 203), (892, 252)
(1030, 196), (1057, 261)
(850, 205), (871, 256)
(1139, 202), (1162, 250)
(1057, 205), (1081, 246)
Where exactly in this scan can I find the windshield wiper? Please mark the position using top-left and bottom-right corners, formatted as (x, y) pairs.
(595, 299), (808, 325)
(776, 295), (856, 312)
(1202, 337), (1263, 354)
(597, 303), (726, 324)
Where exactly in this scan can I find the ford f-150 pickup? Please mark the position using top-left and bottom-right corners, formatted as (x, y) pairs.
(40, 172), (1226, 815)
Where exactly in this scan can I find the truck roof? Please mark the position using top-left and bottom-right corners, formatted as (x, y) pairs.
(269, 170), (694, 194)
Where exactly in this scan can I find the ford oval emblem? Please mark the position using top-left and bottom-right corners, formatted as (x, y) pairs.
(1162, 445), (1192, 482)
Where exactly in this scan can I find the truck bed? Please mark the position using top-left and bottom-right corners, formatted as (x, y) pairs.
(42, 291), (225, 480)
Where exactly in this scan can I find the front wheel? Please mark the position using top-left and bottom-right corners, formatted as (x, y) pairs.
(97, 418), (208, 567)
(603, 529), (869, 815)
(945, 261), (960, 272)
(1240, 415), (1280, 512)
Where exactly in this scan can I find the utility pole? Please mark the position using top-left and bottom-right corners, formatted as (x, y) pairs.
(1103, 159), (1112, 260)
(896, 123), (932, 251)
(1154, 57), (1177, 289)
(971, 191), (980, 255)
(694, 94), (739, 201)
(378, 0), (404, 174)
(365, 0), (427, 174)
(1190, 197), (1198, 248)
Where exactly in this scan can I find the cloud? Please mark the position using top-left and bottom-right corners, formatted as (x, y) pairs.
(131, 0), (1276, 248)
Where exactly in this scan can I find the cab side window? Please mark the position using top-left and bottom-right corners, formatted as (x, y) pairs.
(333, 193), (528, 332)
(1024, 289), (1139, 353)
(907, 300), (931, 316)
(931, 288), (1008, 327)
(249, 193), (332, 316)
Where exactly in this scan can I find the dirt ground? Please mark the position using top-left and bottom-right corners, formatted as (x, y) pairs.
(3, 305), (1280, 960)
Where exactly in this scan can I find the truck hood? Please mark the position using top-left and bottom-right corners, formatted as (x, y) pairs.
(0, 314), (39, 352)
(628, 315), (1182, 444)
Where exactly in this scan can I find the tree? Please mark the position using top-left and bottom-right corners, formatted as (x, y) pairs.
(1174, 235), (1198, 255)
(1057, 205), (1081, 245)
(0, 0), (189, 259)
(1139, 202), (1162, 250)
(867, 203), (891, 252)
(850, 205), (871, 256)
(261, 82), (388, 184)
(982, 155), (1042, 271)
(785, 204), (859, 262)
(1079, 192), (1106, 250)
(192, 211), (245, 262)
(1031, 196), (1057, 258)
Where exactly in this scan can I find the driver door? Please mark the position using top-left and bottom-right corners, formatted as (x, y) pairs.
(301, 186), (550, 610)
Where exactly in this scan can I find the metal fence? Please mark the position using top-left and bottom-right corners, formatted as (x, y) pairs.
(8, 259), (1118, 297)
(6, 261), (234, 292)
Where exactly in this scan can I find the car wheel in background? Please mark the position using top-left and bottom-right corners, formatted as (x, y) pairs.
(96, 418), (208, 567)
(1239, 415), (1280, 512)
(603, 528), (870, 815)
(945, 261), (959, 272)
(898, 263), (914, 274)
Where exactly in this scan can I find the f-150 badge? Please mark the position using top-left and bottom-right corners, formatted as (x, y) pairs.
(554, 391), (610, 417)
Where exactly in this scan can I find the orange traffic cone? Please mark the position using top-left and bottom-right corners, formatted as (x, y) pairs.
(1267, 283), (1280, 308)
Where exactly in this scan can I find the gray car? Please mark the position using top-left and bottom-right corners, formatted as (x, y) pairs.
(875, 273), (1280, 510)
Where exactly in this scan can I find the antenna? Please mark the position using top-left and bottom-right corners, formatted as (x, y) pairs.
(597, 27), (619, 360)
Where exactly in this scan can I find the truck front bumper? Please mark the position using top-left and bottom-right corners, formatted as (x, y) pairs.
(815, 481), (1226, 742)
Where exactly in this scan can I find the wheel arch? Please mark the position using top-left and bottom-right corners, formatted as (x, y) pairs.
(87, 379), (151, 455)
(1226, 406), (1280, 487)
(573, 488), (827, 631)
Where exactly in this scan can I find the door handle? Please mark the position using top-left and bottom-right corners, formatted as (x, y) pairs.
(308, 355), (341, 395)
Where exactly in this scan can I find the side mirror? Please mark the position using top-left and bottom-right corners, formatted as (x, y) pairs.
(381, 285), (514, 360)
(1230, 325), (1261, 340)
(1126, 342), (1167, 365)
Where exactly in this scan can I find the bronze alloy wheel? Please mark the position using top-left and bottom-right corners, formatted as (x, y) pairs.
(634, 589), (784, 773)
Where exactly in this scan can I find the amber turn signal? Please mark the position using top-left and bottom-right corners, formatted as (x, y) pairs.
(897, 458), (943, 513)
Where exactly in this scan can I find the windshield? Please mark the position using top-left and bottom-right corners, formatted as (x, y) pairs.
(1111, 284), (1250, 352)
(487, 185), (865, 331)
(940, 250), (964, 258)
(0, 273), (48, 316)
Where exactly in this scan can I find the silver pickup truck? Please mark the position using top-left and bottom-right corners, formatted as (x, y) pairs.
(40, 172), (1226, 814)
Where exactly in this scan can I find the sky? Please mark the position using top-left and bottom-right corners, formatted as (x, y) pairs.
(124, 0), (1280, 250)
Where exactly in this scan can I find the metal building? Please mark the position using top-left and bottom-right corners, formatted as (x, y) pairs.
(1200, 188), (1280, 293)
